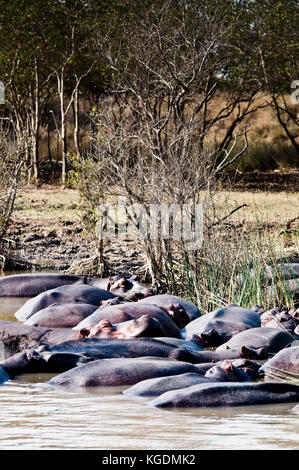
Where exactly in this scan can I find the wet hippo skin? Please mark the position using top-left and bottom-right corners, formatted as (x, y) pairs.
(149, 382), (299, 408)
(48, 357), (203, 387)
(182, 304), (261, 347)
(14, 285), (117, 322)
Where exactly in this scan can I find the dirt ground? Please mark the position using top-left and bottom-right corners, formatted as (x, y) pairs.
(3, 170), (299, 275)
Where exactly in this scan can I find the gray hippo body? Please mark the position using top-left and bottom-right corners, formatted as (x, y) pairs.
(73, 303), (182, 338)
(0, 273), (88, 297)
(124, 372), (213, 397)
(260, 345), (299, 381)
(0, 317), (173, 351)
(14, 285), (116, 322)
(124, 359), (254, 398)
(48, 357), (202, 388)
(149, 382), (299, 408)
(24, 303), (98, 328)
(183, 304), (261, 347)
(0, 272), (154, 300)
(35, 337), (189, 361)
(168, 347), (257, 363)
(216, 327), (294, 358)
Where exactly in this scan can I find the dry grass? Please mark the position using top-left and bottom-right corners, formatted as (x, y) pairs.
(13, 185), (298, 227)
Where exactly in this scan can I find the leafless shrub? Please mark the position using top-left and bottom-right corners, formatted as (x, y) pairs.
(70, 2), (258, 287)
(0, 129), (26, 258)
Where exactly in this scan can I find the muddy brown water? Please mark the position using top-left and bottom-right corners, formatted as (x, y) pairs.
(0, 272), (298, 450)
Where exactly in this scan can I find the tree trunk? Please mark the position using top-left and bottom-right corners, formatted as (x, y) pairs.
(73, 85), (80, 158)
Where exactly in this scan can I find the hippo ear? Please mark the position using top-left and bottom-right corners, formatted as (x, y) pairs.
(77, 328), (90, 339)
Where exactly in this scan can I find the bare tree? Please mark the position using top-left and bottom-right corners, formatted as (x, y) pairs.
(73, 2), (260, 286)
(0, 128), (26, 267)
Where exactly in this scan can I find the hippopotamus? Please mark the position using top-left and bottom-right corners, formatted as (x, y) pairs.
(0, 273), (88, 297)
(123, 372), (213, 397)
(73, 303), (182, 338)
(14, 285), (117, 322)
(149, 382), (299, 408)
(0, 272), (154, 300)
(94, 274), (154, 300)
(0, 347), (91, 382)
(259, 346), (299, 381)
(228, 358), (262, 379)
(0, 320), (78, 351)
(182, 304), (261, 347)
(204, 360), (252, 382)
(24, 303), (98, 328)
(260, 307), (298, 334)
(0, 317), (173, 352)
(76, 316), (168, 339)
(124, 360), (256, 398)
(138, 294), (200, 324)
(216, 327), (295, 358)
(168, 346), (259, 363)
(33, 337), (194, 361)
(48, 357), (202, 388)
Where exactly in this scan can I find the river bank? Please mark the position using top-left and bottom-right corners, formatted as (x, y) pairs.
(3, 170), (299, 276)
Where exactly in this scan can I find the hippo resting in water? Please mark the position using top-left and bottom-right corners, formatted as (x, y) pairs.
(216, 327), (295, 358)
(259, 346), (299, 381)
(73, 303), (182, 338)
(182, 304), (261, 347)
(0, 272), (153, 300)
(0, 273), (88, 297)
(0, 315), (179, 352)
(24, 303), (98, 328)
(14, 285), (117, 322)
(0, 347), (92, 384)
(48, 357), (202, 388)
(0, 336), (201, 385)
(124, 360), (254, 398)
(260, 307), (299, 335)
(149, 382), (299, 408)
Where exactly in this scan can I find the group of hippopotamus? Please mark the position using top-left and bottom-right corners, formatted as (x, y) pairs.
(0, 271), (299, 411)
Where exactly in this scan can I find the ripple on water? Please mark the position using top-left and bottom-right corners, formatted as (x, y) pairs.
(0, 379), (298, 450)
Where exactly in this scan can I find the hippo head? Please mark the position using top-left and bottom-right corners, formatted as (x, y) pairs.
(77, 315), (166, 340)
(231, 358), (262, 379)
(205, 360), (251, 382)
(195, 330), (222, 348)
(107, 274), (154, 300)
(159, 303), (190, 329)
